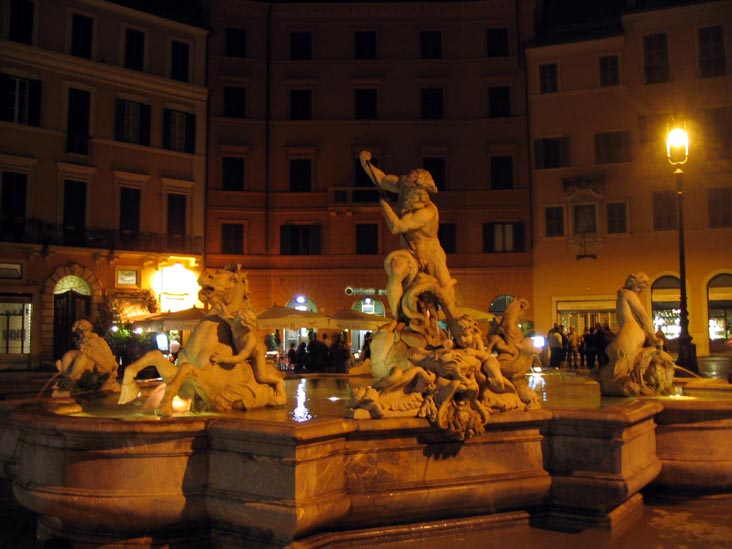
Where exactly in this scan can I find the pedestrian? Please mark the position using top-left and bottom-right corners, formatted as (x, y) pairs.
(585, 326), (598, 369)
(566, 326), (580, 369)
(548, 326), (563, 369)
(579, 328), (588, 368)
(307, 333), (330, 372)
(295, 342), (308, 372)
(287, 342), (298, 367)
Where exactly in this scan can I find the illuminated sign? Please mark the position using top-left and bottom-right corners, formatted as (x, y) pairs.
(345, 287), (387, 296)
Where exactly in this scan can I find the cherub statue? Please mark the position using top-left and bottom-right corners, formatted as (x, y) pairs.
(55, 319), (120, 392)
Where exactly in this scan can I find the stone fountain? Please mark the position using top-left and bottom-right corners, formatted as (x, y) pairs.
(1, 154), (731, 547)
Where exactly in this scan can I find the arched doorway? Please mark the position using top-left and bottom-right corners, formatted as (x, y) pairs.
(53, 275), (92, 359)
(351, 296), (386, 353)
(708, 273), (732, 353)
(652, 275), (680, 354)
(283, 295), (319, 350)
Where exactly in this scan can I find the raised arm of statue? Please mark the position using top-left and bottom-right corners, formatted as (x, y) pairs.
(360, 150), (400, 193)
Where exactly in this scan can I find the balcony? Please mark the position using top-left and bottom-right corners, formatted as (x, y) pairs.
(0, 220), (203, 255)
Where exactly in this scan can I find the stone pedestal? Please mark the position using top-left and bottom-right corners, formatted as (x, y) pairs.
(208, 411), (552, 547)
(541, 399), (663, 530)
(653, 395), (732, 492)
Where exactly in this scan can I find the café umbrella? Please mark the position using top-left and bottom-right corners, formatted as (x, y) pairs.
(256, 305), (331, 330)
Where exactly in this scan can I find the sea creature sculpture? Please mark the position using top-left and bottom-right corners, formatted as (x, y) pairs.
(118, 265), (286, 416)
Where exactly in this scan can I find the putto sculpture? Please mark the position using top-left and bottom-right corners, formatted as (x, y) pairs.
(118, 265), (286, 416)
(351, 152), (539, 440)
(55, 318), (120, 393)
(599, 272), (675, 396)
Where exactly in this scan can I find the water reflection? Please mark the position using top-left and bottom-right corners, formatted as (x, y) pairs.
(290, 378), (313, 422)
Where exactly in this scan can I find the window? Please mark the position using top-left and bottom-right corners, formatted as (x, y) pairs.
(573, 204), (597, 234)
(606, 202), (628, 234)
(595, 130), (631, 163)
(223, 86), (246, 118)
(289, 159), (312, 192)
(709, 188), (732, 228)
(354, 31), (376, 59)
(221, 223), (244, 255)
(486, 28), (509, 57)
(698, 26), (726, 78)
(0, 171), (27, 240)
(167, 193), (186, 250)
(63, 179), (86, 246)
(438, 223), (456, 254)
(420, 31), (442, 59)
(599, 55), (619, 86)
(643, 33), (669, 84)
(170, 41), (190, 82)
(290, 89), (311, 120)
(163, 109), (196, 153)
(124, 28), (145, 71)
(421, 88), (443, 119)
(0, 73), (41, 126)
(699, 107), (732, 158)
(119, 187), (140, 247)
(0, 297), (32, 355)
(422, 157), (445, 191)
(539, 63), (558, 93)
(545, 206), (564, 237)
(222, 157), (245, 190)
(290, 32), (312, 60)
(115, 99), (150, 145)
(225, 28), (247, 57)
(490, 156), (513, 190)
(356, 224), (378, 255)
(534, 137), (570, 169)
(483, 222), (525, 253)
(66, 88), (90, 154)
(653, 191), (677, 231)
(488, 86), (510, 117)
(70, 13), (93, 59)
(353, 157), (381, 202)
(355, 89), (377, 120)
(8, 0), (34, 44)
(280, 224), (321, 255)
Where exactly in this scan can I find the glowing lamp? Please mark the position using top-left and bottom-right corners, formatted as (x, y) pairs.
(666, 121), (688, 165)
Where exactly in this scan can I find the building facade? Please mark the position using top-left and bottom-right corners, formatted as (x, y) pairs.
(205, 0), (538, 340)
(527, 0), (732, 356)
(0, 0), (208, 368)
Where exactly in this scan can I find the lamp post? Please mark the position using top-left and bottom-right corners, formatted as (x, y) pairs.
(666, 119), (698, 373)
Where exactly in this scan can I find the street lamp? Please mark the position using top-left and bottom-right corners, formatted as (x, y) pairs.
(666, 118), (697, 373)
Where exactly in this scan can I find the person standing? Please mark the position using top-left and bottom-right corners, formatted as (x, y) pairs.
(308, 333), (330, 372)
(566, 326), (580, 369)
(548, 326), (564, 369)
(287, 343), (298, 367)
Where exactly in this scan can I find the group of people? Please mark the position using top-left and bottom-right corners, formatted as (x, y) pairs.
(547, 322), (617, 370)
(286, 332), (356, 373)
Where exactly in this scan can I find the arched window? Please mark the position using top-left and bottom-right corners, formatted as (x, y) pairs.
(286, 294), (318, 312)
(489, 294), (514, 314)
(708, 274), (732, 353)
(353, 296), (385, 316)
(651, 275), (680, 352)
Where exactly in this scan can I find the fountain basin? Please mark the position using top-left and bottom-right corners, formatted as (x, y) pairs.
(1, 374), (731, 547)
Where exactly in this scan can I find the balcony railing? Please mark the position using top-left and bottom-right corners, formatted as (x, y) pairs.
(0, 220), (203, 254)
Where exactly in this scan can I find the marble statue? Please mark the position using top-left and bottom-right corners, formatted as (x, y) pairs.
(351, 152), (539, 440)
(55, 319), (120, 392)
(360, 150), (457, 321)
(119, 265), (286, 416)
(599, 272), (675, 396)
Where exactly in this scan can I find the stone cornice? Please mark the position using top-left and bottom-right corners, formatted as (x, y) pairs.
(270, 0), (516, 20)
(0, 40), (208, 103)
(76, 0), (210, 34)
